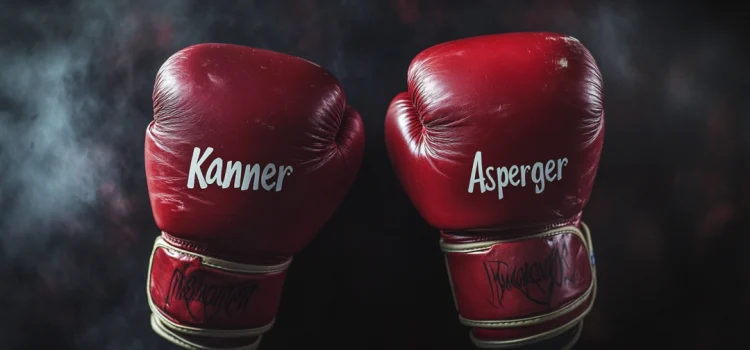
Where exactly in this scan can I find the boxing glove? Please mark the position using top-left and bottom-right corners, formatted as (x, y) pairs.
(145, 44), (364, 350)
(385, 32), (603, 349)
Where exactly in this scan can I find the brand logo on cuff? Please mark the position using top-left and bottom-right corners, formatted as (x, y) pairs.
(482, 242), (577, 309)
(167, 266), (259, 324)
(187, 146), (293, 191)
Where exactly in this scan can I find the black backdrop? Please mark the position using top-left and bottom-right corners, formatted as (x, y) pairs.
(0, 0), (748, 349)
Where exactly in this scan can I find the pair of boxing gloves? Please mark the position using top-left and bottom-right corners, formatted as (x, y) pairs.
(145, 32), (604, 350)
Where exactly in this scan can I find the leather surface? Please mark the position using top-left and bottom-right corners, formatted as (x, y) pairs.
(385, 32), (604, 232)
(385, 32), (604, 348)
(146, 43), (365, 257)
(471, 297), (592, 341)
(149, 242), (286, 330)
(144, 43), (364, 349)
(443, 231), (592, 321)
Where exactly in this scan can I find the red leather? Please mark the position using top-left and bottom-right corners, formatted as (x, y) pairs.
(145, 43), (364, 349)
(471, 295), (594, 340)
(149, 237), (286, 330)
(442, 229), (592, 320)
(385, 32), (604, 348)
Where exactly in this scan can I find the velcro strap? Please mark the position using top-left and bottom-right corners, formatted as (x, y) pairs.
(470, 319), (586, 350)
(146, 235), (290, 349)
(440, 223), (597, 347)
(150, 314), (262, 350)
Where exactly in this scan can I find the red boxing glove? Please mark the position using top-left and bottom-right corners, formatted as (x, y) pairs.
(145, 44), (364, 350)
(385, 33), (603, 349)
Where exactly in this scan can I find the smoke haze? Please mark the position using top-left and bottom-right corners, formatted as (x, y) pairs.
(0, 0), (747, 349)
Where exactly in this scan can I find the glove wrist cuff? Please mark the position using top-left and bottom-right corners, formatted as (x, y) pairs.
(440, 223), (597, 348)
(147, 235), (290, 350)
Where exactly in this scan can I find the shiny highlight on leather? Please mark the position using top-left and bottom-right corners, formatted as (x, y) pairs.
(384, 32), (605, 348)
(144, 43), (366, 350)
(147, 235), (290, 350)
(384, 32), (604, 231)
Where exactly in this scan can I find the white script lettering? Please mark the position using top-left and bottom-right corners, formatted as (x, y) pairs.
(468, 151), (567, 199)
(187, 147), (293, 192)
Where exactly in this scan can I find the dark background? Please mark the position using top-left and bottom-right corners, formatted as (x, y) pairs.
(0, 0), (748, 349)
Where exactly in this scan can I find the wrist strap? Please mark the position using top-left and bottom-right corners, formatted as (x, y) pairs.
(469, 282), (596, 349)
(150, 314), (262, 350)
(147, 235), (290, 349)
(440, 223), (597, 348)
